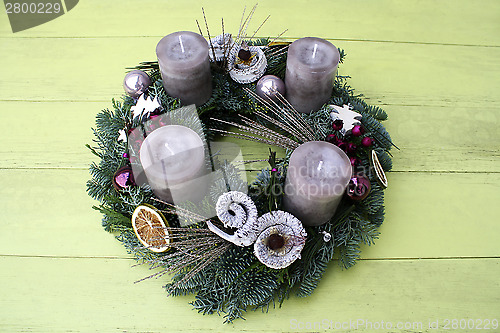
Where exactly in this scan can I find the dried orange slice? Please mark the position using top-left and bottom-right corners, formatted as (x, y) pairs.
(371, 150), (388, 189)
(132, 204), (171, 252)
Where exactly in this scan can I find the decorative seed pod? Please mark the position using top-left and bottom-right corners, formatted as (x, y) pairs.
(228, 46), (267, 84)
(237, 41), (252, 61)
(371, 150), (388, 188)
(253, 211), (307, 269)
(207, 33), (237, 62)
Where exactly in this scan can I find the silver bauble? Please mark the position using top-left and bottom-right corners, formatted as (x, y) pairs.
(255, 75), (286, 102)
(123, 70), (152, 98)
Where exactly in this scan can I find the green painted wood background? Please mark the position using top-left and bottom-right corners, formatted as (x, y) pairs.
(1, 1), (499, 332)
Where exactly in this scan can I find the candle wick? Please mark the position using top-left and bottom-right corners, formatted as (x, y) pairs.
(312, 44), (318, 59)
(164, 142), (175, 155)
(316, 160), (323, 173)
(178, 35), (185, 53)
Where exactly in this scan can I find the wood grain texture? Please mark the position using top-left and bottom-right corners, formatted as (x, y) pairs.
(1, 0), (499, 331)
(1, 256), (499, 332)
(1, 0), (499, 47)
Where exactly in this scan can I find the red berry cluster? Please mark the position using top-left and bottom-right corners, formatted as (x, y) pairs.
(325, 121), (374, 168)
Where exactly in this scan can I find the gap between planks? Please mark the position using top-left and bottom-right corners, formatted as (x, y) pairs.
(0, 167), (499, 175)
(1, 254), (499, 260)
(0, 35), (499, 48)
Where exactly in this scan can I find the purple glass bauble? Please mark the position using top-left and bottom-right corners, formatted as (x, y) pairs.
(112, 166), (135, 191)
(347, 174), (371, 201)
(255, 75), (286, 102)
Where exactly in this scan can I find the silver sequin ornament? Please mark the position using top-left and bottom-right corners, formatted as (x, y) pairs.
(123, 70), (152, 98)
(255, 75), (286, 102)
(322, 231), (332, 242)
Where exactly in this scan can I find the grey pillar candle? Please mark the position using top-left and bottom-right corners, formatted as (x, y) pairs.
(140, 125), (207, 204)
(282, 141), (352, 226)
(285, 37), (340, 114)
(156, 31), (212, 106)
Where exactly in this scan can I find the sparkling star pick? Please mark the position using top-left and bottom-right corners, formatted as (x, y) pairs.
(330, 104), (362, 134)
(131, 94), (161, 120)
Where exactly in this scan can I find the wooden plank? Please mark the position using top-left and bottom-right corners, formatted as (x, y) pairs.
(1, 256), (498, 332)
(1, 38), (499, 107)
(1, 0), (499, 47)
(0, 101), (101, 169)
(0, 169), (125, 257)
(1, 101), (499, 172)
(1, 169), (499, 259)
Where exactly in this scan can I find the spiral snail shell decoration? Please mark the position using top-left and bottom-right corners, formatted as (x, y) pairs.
(215, 191), (258, 229)
(207, 191), (260, 247)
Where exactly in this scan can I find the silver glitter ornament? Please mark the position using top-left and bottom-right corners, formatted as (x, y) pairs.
(123, 70), (152, 98)
(255, 75), (285, 102)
